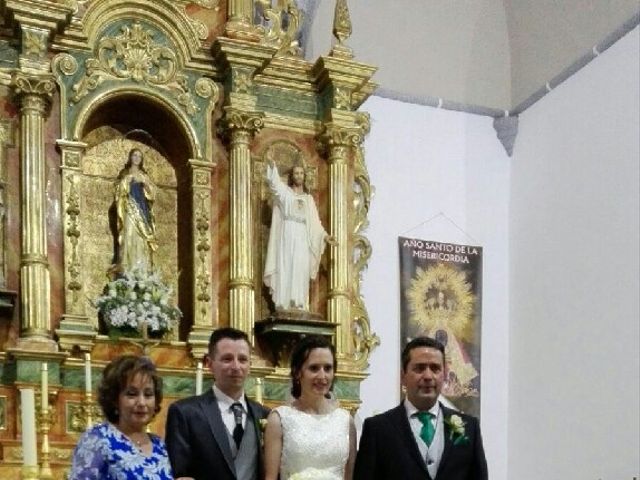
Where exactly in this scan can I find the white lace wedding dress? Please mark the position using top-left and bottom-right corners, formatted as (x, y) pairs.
(276, 405), (350, 480)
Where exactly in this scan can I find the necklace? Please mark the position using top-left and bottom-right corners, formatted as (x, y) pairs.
(129, 433), (148, 449)
(113, 423), (149, 450)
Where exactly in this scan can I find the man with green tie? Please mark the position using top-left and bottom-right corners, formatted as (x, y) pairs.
(354, 337), (488, 480)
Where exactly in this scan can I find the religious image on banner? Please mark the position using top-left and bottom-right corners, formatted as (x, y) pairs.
(399, 237), (483, 417)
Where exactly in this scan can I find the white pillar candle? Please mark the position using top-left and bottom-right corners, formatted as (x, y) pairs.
(255, 377), (263, 404)
(20, 388), (38, 467)
(41, 363), (48, 411)
(84, 353), (92, 394)
(195, 361), (203, 395)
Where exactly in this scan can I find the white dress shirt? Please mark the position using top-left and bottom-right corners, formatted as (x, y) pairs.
(213, 384), (247, 436)
(405, 399), (444, 476)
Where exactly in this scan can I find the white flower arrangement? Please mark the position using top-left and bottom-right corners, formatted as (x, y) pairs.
(94, 267), (181, 338)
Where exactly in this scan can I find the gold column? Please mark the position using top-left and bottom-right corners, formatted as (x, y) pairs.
(312, 2), (377, 364)
(187, 160), (215, 360)
(4, 0), (73, 351)
(12, 73), (57, 349)
(320, 118), (363, 358)
(0, 120), (14, 289)
(223, 103), (263, 340)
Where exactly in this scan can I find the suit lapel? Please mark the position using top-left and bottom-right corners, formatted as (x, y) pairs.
(436, 404), (455, 475)
(200, 390), (236, 477)
(245, 398), (262, 462)
(390, 404), (432, 479)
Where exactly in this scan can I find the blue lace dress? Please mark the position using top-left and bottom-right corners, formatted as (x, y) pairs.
(70, 422), (173, 480)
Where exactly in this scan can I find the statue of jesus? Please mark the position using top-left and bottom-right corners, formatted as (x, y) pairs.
(263, 160), (336, 311)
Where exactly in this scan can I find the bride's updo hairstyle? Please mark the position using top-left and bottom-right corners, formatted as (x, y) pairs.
(290, 335), (337, 399)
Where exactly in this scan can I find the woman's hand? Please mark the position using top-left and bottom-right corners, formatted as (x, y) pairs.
(325, 235), (338, 247)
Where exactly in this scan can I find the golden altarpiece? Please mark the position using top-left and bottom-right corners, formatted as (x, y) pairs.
(0, 0), (378, 477)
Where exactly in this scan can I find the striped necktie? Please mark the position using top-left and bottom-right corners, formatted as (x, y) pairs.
(230, 402), (244, 448)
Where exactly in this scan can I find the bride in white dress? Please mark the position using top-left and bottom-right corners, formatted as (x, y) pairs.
(264, 336), (356, 480)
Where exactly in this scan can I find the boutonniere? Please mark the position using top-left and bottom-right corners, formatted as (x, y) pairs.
(256, 418), (268, 447)
(444, 414), (469, 445)
(258, 418), (268, 432)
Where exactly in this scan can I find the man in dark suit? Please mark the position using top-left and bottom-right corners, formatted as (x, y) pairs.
(354, 336), (488, 480)
(166, 328), (269, 480)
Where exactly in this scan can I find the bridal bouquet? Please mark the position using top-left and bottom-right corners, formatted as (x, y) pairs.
(95, 267), (181, 338)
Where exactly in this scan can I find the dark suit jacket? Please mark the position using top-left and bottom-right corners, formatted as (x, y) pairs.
(165, 389), (270, 480)
(354, 403), (488, 480)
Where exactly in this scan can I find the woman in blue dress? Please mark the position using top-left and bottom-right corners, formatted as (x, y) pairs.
(70, 355), (178, 480)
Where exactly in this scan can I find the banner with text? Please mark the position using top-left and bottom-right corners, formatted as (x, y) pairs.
(399, 236), (483, 417)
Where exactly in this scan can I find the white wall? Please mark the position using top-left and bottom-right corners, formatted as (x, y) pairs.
(509, 27), (640, 480)
(505, 2), (639, 106)
(359, 96), (511, 480)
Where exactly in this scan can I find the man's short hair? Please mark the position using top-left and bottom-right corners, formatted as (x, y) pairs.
(401, 336), (446, 372)
(208, 327), (250, 356)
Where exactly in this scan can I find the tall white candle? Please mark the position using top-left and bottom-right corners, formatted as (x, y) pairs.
(255, 377), (263, 404)
(84, 353), (92, 394)
(20, 388), (38, 467)
(195, 361), (203, 395)
(41, 363), (48, 411)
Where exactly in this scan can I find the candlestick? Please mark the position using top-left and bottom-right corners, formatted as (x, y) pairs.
(21, 465), (39, 480)
(195, 361), (203, 395)
(84, 353), (92, 394)
(84, 392), (94, 428)
(20, 388), (38, 468)
(255, 377), (263, 404)
(41, 363), (48, 411)
(38, 402), (53, 480)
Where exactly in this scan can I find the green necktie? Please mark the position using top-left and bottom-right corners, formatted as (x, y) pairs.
(416, 412), (435, 446)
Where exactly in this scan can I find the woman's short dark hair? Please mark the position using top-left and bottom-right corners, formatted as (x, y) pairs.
(289, 335), (337, 398)
(97, 355), (163, 423)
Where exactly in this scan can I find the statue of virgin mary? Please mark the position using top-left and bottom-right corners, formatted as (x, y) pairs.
(113, 148), (158, 273)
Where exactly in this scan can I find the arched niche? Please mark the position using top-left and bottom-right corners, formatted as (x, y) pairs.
(57, 91), (214, 349)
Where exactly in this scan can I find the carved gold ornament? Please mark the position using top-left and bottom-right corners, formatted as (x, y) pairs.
(191, 0), (220, 8)
(195, 192), (212, 315)
(12, 73), (56, 98)
(334, 87), (351, 110)
(72, 22), (200, 116)
(23, 30), (46, 57)
(65, 174), (82, 301)
(350, 130), (378, 365)
(333, 0), (352, 44)
(255, 0), (303, 56)
(67, 401), (103, 433)
(233, 70), (252, 94)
